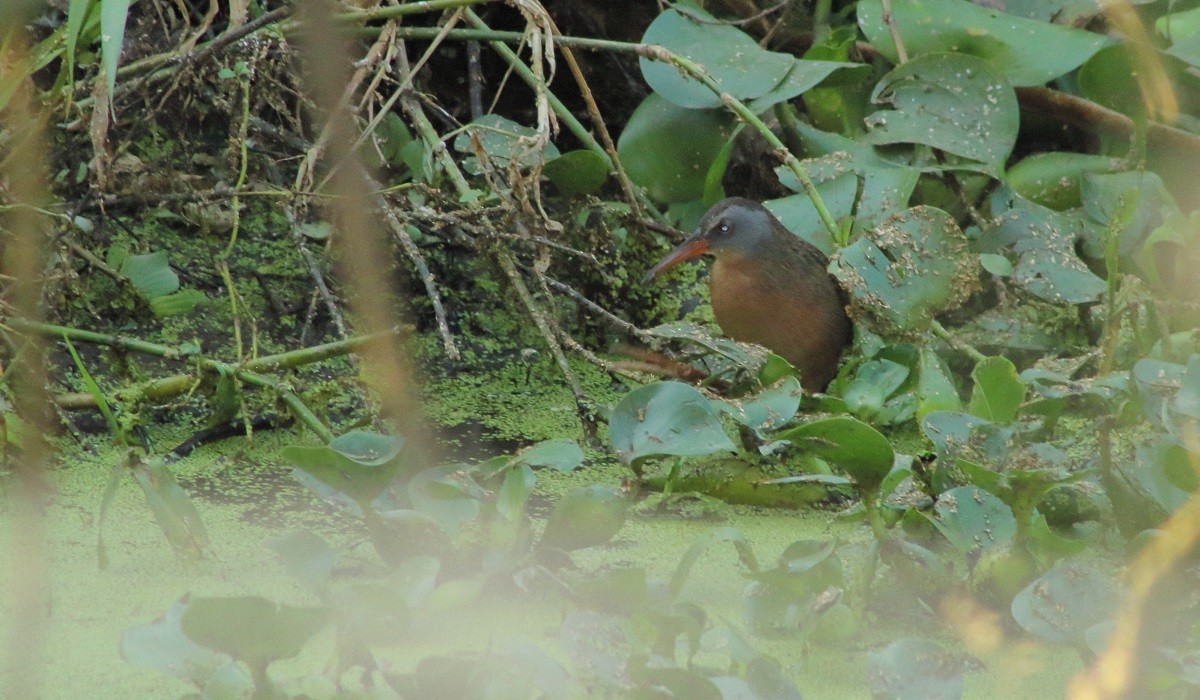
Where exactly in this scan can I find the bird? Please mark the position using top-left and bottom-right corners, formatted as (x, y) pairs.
(643, 197), (852, 393)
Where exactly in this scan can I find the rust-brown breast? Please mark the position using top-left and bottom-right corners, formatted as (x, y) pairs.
(710, 249), (850, 392)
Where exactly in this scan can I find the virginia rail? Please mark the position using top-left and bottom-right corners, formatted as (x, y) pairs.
(644, 197), (852, 392)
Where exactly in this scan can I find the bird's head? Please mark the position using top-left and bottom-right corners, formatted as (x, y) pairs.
(642, 198), (776, 283)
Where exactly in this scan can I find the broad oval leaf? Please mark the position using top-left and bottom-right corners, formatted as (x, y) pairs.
(121, 600), (253, 694)
(609, 381), (736, 465)
(512, 438), (585, 472)
(283, 443), (400, 509)
(858, 0), (1108, 86)
(713, 375), (804, 433)
(328, 430), (404, 466)
(967, 356), (1025, 424)
(538, 484), (628, 551)
(867, 637), (963, 700)
(776, 416), (895, 488)
(180, 597), (329, 671)
(918, 347), (962, 419)
(1005, 152), (1124, 210)
(452, 113), (559, 170)
(543, 149), (608, 197)
(932, 485), (1016, 553)
(617, 94), (737, 203)
(1011, 563), (1117, 645)
(864, 53), (1018, 174)
(639, 5), (794, 109)
(833, 206), (978, 334)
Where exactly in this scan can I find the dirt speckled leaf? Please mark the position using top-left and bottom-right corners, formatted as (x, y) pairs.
(863, 53), (1018, 174)
(833, 205), (979, 335)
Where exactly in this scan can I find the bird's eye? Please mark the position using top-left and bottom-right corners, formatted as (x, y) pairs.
(718, 223), (730, 233)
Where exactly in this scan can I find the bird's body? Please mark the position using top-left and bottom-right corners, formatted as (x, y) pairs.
(645, 198), (852, 392)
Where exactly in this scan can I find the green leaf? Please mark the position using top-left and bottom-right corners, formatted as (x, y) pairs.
(181, 597), (329, 671)
(100, 0), (132, 99)
(452, 114), (559, 171)
(980, 190), (1107, 304)
(1005, 152), (1125, 210)
(967, 357), (1025, 424)
(776, 121), (921, 235)
(609, 381), (736, 466)
(867, 638), (963, 700)
(121, 600), (253, 694)
(864, 53), (1019, 174)
(283, 439), (402, 510)
(408, 464), (483, 535)
(713, 375), (803, 433)
(617, 94), (737, 202)
(329, 430), (404, 466)
(844, 359), (910, 422)
(543, 150), (608, 196)
(119, 250), (179, 299)
(639, 6), (794, 109)
(858, 0), (1108, 86)
(832, 206), (978, 334)
(932, 485), (1016, 553)
(1011, 563), (1117, 645)
(776, 416), (895, 489)
(538, 484), (628, 551)
(764, 173), (858, 256)
(918, 348), (961, 419)
(511, 438), (584, 472)
(496, 464), (535, 522)
(149, 288), (205, 318)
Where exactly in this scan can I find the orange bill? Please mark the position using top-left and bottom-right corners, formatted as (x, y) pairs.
(642, 235), (709, 283)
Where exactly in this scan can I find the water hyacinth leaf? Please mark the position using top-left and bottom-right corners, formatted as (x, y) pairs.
(1078, 44), (1197, 119)
(639, 5), (794, 109)
(713, 375), (803, 433)
(1080, 170), (1176, 257)
(844, 359), (910, 421)
(918, 348), (962, 419)
(932, 485), (1016, 553)
(609, 381), (736, 465)
(496, 464), (536, 522)
(408, 464), (483, 535)
(1005, 152), (1125, 210)
(121, 600), (252, 694)
(617, 94), (737, 202)
(858, 0), (1108, 86)
(329, 430), (404, 466)
(283, 441), (401, 509)
(149, 289), (205, 318)
(669, 526), (759, 598)
(746, 655), (805, 700)
(864, 53), (1019, 174)
(543, 149), (608, 196)
(747, 59), (868, 112)
(115, 249), (180, 299)
(765, 173), (858, 256)
(777, 121), (921, 234)
(867, 638), (963, 700)
(980, 190), (1106, 304)
(1011, 563), (1117, 645)
(776, 416), (894, 488)
(967, 356), (1025, 424)
(832, 206), (978, 334)
(452, 114), (559, 170)
(511, 438), (584, 472)
(538, 484), (627, 551)
(181, 597), (330, 671)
